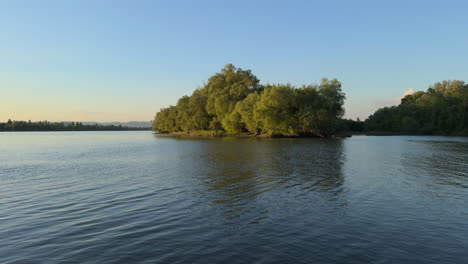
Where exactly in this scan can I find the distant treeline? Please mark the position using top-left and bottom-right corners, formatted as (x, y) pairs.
(153, 64), (346, 137)
(0, 120), (150, 131)
(365, 80), (468, 136)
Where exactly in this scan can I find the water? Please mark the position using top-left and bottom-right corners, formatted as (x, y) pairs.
(1, 132), (467, 263)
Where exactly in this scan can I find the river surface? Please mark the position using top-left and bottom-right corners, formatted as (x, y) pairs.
(1, 131), (467, 263)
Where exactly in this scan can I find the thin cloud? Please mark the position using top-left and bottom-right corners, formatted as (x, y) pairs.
(399, 88), (414, 101)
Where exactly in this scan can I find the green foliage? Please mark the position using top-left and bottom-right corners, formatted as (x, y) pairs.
(339, 118), (365, 133)
(203, 64), (260, 126)
(0, 120), (146, 131)
(365, 80), (468, 135)
(221, 111), (243, 134)
(235, 93), (261, 134)
(153, 64), (346, 137)
(254, 84), (298, 136)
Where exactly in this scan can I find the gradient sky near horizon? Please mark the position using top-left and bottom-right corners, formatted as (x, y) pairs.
(1, 0), (468, 122)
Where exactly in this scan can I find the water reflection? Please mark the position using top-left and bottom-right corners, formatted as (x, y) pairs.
(402, 138), (468, 189)
(3, 132), (468, 263)
(155, 136), (347, 223)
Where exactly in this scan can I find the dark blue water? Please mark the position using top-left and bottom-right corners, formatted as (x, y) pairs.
(1, 132), (467, 263)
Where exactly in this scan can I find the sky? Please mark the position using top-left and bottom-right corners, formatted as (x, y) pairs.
(1, 0), (468, 122)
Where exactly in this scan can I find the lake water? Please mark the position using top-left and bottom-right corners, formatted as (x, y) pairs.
(1, 131), (467, 263)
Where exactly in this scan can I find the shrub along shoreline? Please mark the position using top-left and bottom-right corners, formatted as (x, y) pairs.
(157, 131), (332, 138)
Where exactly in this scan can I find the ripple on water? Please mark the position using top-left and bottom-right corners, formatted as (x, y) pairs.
(0, 133), (467, 263)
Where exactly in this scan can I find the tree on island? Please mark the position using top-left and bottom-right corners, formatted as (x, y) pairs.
(153, 64), (346, 137)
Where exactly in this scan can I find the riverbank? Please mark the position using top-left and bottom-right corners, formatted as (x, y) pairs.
(156, 131), (353, 138)
(358, 131), (468, 137)
(158, 131), (467, 138)
(0, 128), (151, 132)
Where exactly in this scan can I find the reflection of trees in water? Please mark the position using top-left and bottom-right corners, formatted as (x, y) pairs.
(402, 139), (468, 189)
(193, 138), (277, 205)
(164, 136), (347, 224)
(263, 139), (346, 196)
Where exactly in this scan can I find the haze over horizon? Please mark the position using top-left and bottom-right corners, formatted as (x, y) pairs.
(2, 0), (467, 122)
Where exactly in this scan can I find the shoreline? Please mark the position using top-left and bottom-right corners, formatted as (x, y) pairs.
(156, 131), (353, 138)
(0, 129), (151, 132)
(155, 131), (467, 138)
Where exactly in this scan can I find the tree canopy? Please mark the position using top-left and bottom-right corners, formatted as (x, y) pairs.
(365, 80), (468, 135)
(153, 64), (346, 137)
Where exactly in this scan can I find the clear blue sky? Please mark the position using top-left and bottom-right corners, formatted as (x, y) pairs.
(1, 0), (467, 122)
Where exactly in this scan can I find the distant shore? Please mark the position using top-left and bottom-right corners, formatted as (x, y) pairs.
(353, 131), (467, 137)
(0, 119), (151, 132)
(0, 128), (152, 132)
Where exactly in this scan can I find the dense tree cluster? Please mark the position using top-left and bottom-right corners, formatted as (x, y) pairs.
(339, 118), (365, 133)
(153, 64), (346, 137)
(365, 80), (468, 135)
(0, 120), (148, 131)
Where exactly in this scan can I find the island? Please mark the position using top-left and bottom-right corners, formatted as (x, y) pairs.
(153, 64), (346, 137)
(153, 65), (467, 137)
